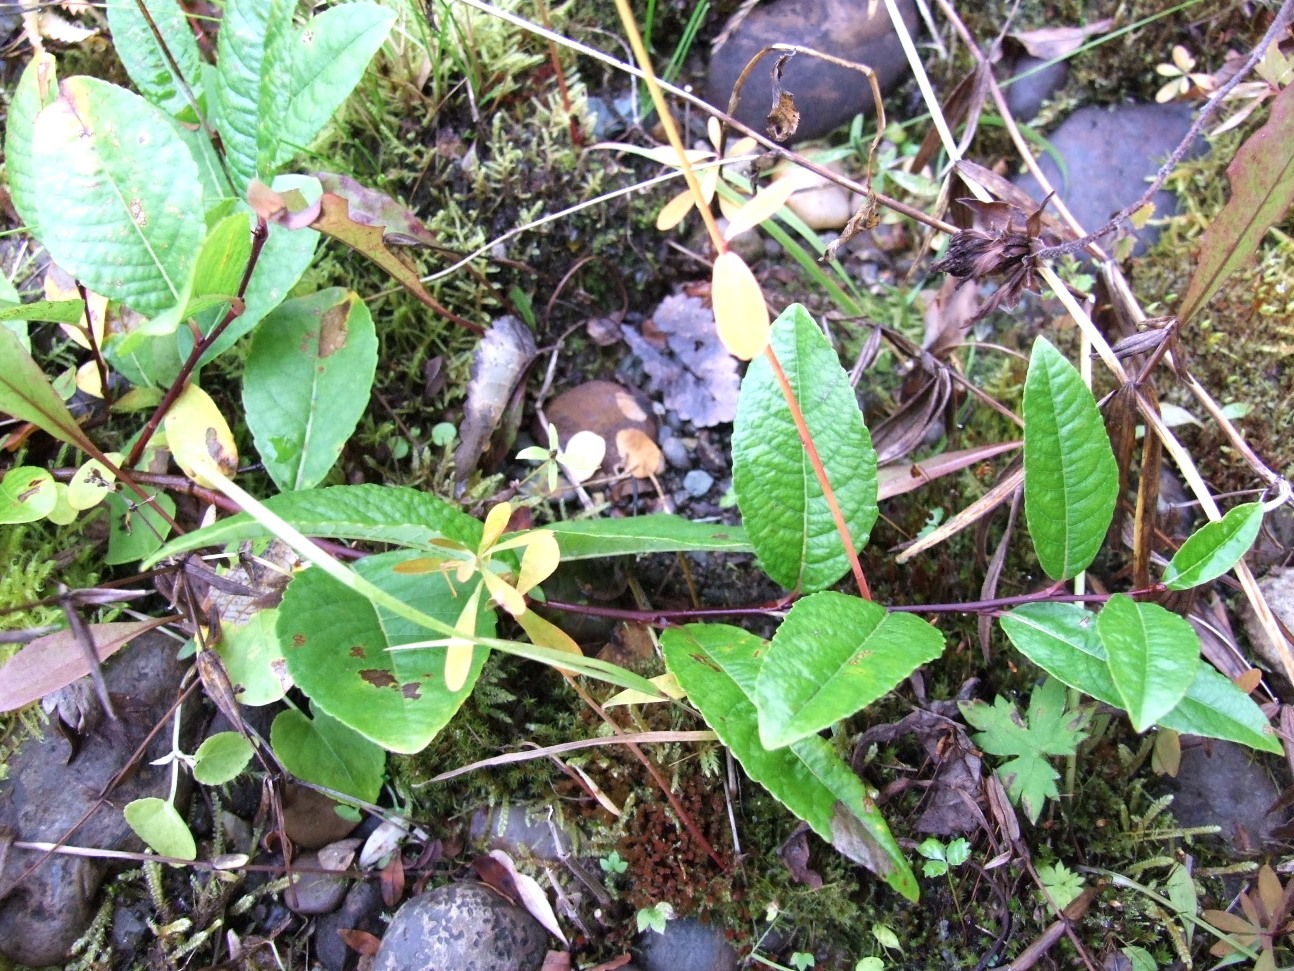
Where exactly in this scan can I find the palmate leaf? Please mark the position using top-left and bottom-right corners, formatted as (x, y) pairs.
(1022, 337), (1118, 580)
(733, 304), (877, 592)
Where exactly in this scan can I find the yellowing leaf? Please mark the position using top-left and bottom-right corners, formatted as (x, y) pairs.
(616, 428), (663, 478)
(514, 608), (582, 678)
(605, 671), (682, 707)
(445, 585), (484, 691)
(482, 569), (526, 617)
(163, 382), (238, 488)
(656, 189), (697, 231)
(723, 177), (801, 241)
(391, 556), (450, 575)
(67, 455), (117, 510)
(712, 251), (770, 360)
(515, 530), (560, 597)
(480, 501), (512, 551)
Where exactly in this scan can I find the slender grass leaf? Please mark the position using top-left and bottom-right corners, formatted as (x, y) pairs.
(144, 484), (483, 566)
(1023, 337), (1117, 580)
(755, 591), (944, 748)
(539, 515), (750, 560)
(733, 304), (878, 592)
(31, 77), (204, 316)
(106, 0), (203, 117)
(0, 299), (96, 325)
(1162, 502), (1263, 590)
(662, 624), (918, 900)
(0, 326), (97, 453)
(271, 5), (396, 168)
(1097, 594), (1198, 732)
(271, 704), (385, 802)
(244, 289), (378, 491)
(277, 549), (493, 754)
(1178, 83), (1294, 324)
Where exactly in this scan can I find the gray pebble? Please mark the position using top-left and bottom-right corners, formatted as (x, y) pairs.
(373, 882), (548, 971)
(683, 470), (715, 497)
(286, 849), (352, 916)
(635, 918), (737, 971)
(316, 880), (386, 971)
(662, 437), (691, 470)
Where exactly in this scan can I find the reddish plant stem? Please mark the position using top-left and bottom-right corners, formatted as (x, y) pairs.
(125, 217), (270, 470)
(763, 344), (871, 600)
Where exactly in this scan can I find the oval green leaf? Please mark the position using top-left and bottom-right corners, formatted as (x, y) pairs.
(1158, 664), (1281, 754)
(124, 797), (197, 861)
(732, 304), (878, 592)
(1162, 502), (1263, 590)
(277, 549), (493, 754)
(1023, 337), (1118, 580)
(244, 289), (378, 491)
(1096, 594), (1198, 733)
(661, 623), (917, 901)
(0, 466), (56, 524)
(999, 602), (1120, 706)
(214, 610), (288, 706)
(270, 704), (384, 803)
(193, 731), (255, 786)
(106, 0), (204, 117)
(31, 77), (204, 316)
(755, 592), (944, 749)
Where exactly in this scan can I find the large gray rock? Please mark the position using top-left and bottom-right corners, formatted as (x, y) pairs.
(705, 0), (918, 142)
(0, 632), (198, 966)
(635, 918), (738, 971)
(373, 882), (548, 971)
(1012, 102), (1202, 255)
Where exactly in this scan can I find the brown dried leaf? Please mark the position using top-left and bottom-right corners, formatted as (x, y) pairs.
(778, 826), (823, 888)
(337, 928), (382, 956)
(454, 317), (537, 486)
(1006, 19), (1114, 60)
(313, 173), (438, 247)
(472, 851), (568, 944)
(767, 53), (800, 141)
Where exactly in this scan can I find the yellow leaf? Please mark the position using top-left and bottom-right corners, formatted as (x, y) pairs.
(712, 251), (770, 360)
(514, 608), (582, 678)
(515, 530), (560, 597)
(604, 672), (682, 707)
(723, 177), (800, 241)
(615, 428), (663, 478)
(67, 455), (117, 511)
(46, 482), (77, 525)
(480, 501), (512, 551)
(482, 569), (525, 617)
(75, 360), (103, 399)
(445, 585), (483, 691)
(656, 188), (696, 231)
(391, 556), (450, 575)
(163, 383), (238, 489)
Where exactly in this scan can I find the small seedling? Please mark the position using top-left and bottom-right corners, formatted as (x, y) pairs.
(600, 850), (628, 875)
(636, 901), (675, 935)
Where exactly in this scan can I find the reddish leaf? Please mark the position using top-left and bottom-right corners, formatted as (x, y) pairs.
(1179, 83), (1294, 324)
(337, 928), (382, 956)
(540, 951), (573, 971)
(380, 852), (405, 908)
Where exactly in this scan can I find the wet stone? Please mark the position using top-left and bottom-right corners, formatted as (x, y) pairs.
(705, 0), (918, 142)
(634, 918), (738, 971)
(1011, 102), (1203, 256)
(1168, 740), (1283, 854)
(661, 435), (691, 470)
(316, 879), (386, 971)
(1001, 53), (1068, 120)
(372, 882), (548, 971)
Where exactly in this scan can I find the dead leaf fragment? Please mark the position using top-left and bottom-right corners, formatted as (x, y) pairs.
(1006, 20), (1114, 61)
(455, 317), (537, 486)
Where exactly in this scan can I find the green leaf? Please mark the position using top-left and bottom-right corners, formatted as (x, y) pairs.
(959, 677), (1090, 824)
(124, 797), (197, 860)
(5, 53), (57, 235)
(1037, 861), (1084, 910)
(215, 0), (296, 192)
(1159, 664), (1281, 754)
(270, 5), (397, 168)
(1178, 83), (1294, 324)
(106, 0), (204, 117)
(0, 326), (98, 454)
(1097, 594), (1197, 733)
(540, 515), (750, 560)
(213, 610), (287, 706)
(276, 549), (493, 754)
(243, 289), (378, 491)
(144, 484), (483, 567)
(106, 490), (177, 565)
(662, 624), (918, 900)
(271, 703), (385, 803)
(1000, 602), (1121, 707)
(755, 592), (944, 748)
(0, 467), (57, 524)
(1162, 502), (1263, 590)
(192, 731), (255, 785)
(1022, 337), (1118, 580)
(733, 304), (878, 591)
(0, 299), (90, 325)
(31, 77), (205, 316)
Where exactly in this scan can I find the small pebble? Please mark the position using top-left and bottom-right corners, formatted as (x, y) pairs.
(661, 437), (691, 470)
(316, 880), (386, 971)
(683, 470), (714, 498)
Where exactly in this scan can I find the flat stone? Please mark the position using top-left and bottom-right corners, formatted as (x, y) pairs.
(373, 882), (548, 971)
(1001, 54), (1068, 120)
(0, 632), (200, 967)
(1169, 740), (1282, 854)
(705, 0), (918, 142)
(635, 918), (738, 971)
(1012, 102), (1202, 256)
